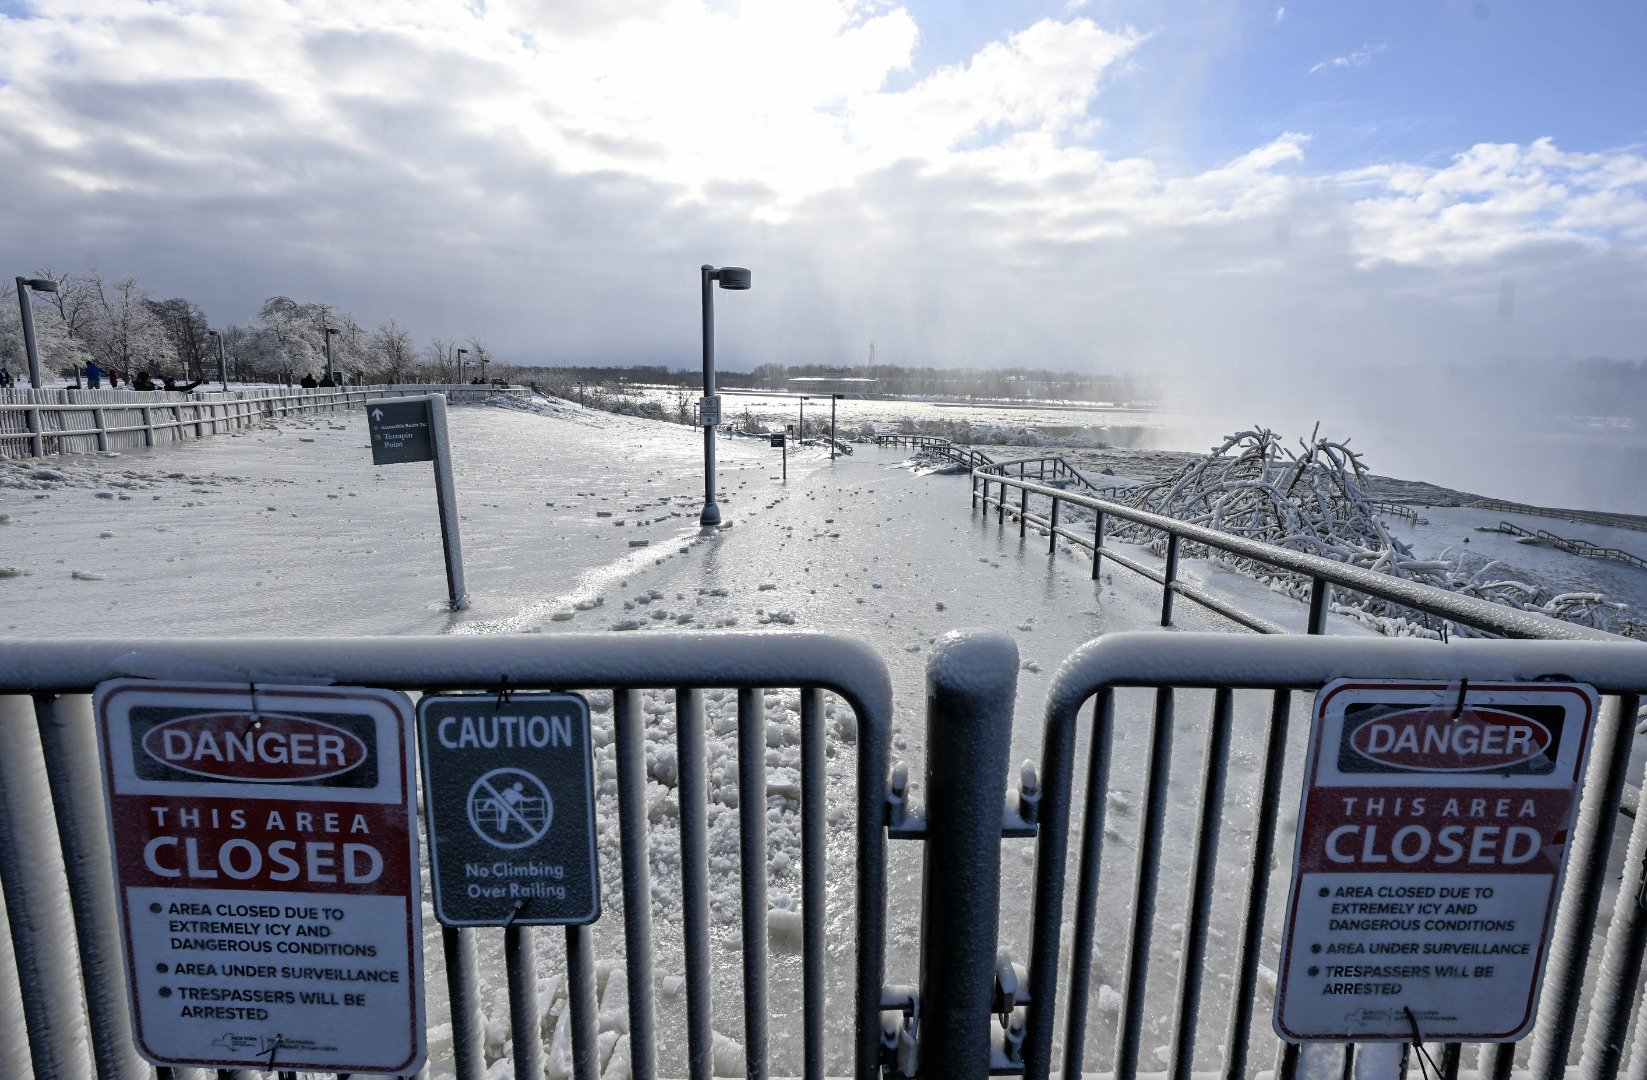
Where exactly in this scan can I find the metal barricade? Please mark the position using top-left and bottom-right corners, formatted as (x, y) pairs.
(1020, 632), (1647, 1080)
(0, 632), (895, 1080)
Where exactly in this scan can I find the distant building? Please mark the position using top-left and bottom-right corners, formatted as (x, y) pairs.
(787, 376), (882, 395)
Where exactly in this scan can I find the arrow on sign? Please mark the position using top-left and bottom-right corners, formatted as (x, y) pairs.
(371, 408), (384, 421)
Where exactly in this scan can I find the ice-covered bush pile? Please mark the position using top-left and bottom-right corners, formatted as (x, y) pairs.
(1103, 427), (1636, 639)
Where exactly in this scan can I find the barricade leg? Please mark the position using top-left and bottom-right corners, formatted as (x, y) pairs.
(916, 630), (1019, 1075)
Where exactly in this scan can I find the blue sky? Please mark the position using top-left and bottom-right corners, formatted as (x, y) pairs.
(901, 0), (1647, 171)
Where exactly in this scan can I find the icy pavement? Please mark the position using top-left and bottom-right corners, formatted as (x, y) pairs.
(4, 399), (1642, 1077)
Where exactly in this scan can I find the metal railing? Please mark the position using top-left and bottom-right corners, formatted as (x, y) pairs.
(972, 464), (1623, 642)
(1484, 521), (1647, 570)
(1021, 632), (1647, 1080)
(0, 384), (520, 459)
(0, 633), (894, 1080)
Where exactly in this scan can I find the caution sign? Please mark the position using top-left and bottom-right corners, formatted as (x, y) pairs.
(94, 680), (425, 1074)
(367, 399), (434, 465)
(1275, 678), (1598, 1042)
(417, 693), (599, 926)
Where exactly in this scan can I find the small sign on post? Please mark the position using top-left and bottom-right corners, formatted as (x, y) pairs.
(1275, 678), (1598, 1043)
(95, 680), (425, 1074)
(367, 400), (434, 464)
(367, 395), (468, 611)
(698, 395), (721, 427)
(416, 693), (600, 926)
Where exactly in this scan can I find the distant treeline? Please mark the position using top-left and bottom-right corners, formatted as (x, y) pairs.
(0, 267), (525, 386)
(524, 362), (1154, 403)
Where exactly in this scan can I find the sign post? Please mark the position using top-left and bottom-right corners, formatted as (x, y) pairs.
(368, 394), (468, 611)
(94, 680), (425, 1074)
(416, 693), (599, 926)
(771, 430), (787, 483)
(1275, 678), (1598, 1043)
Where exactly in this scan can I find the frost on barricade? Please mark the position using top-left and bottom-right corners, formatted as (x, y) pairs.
(1101, 426), (1639, 639)
(104, 651), (339, 686)
(927, 629), (1019, 708)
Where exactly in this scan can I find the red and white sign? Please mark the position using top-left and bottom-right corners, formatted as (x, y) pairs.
(96, 680), (426, 1074)
(1275, 678), (1597, 1043)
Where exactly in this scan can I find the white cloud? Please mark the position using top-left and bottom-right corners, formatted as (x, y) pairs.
(1274, 6), (1286, 23)
(0, 1), (1641, 381)
(1308, 43), (1385, 75)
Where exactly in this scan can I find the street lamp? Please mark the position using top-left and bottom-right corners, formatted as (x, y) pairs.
(323, 326), (340, 384)
(13, 276), (58, 389)
(831, 392), (843, 460)
(208, 330), (229, 392)
(699, 264), (751, 527)
(456, 348), (468, 384)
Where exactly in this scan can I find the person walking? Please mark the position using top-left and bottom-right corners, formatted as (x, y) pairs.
(300, 372), (319, 389)
(85, 361), (103, 389)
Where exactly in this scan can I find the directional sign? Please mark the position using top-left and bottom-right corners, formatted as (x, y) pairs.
(94, 680), (425, 1074)
(368, 399), (434, 464)
(1275, 678), (1597, 1043)
(417, 693), (599, 926)
(770, 433), (785, 447)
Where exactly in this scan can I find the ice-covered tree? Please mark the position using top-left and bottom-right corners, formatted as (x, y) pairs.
(82, 271), (174, 375)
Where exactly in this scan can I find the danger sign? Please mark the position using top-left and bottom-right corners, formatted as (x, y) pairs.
(1275, 678), (1597, 1043)
(95, 680), (426, 1073)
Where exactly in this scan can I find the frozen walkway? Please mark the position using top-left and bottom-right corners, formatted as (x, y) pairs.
(0, 398), (1250, 1074)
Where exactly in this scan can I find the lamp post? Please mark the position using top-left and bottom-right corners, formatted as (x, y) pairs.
(456, 348), (468, 384)
(478, 350), (487, 385)
(209, 330), (229, 392)
(323, 326), (339, 384)
(699, 264), (752, 527)
(798, 395), (807, 442)
(831, 392), (842, 460)
(13, 276), (58, 389)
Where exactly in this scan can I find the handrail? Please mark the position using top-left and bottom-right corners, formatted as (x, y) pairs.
(0, 384), (524, 459)
(978, 469), (1624, 642)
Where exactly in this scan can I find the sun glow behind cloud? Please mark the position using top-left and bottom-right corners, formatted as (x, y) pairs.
(0, 0), (1643, 376)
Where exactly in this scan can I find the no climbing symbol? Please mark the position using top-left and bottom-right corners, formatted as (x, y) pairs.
(467, 767), (554, 849)
(416, 692), (600, 926)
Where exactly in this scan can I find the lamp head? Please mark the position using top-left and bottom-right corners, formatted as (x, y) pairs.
(457, 348), (468, 356)
(25, 278), (57, 293)
(208, 330), (220, 339)
(324, 326), (339, 336)
(714, 266), (752, 290)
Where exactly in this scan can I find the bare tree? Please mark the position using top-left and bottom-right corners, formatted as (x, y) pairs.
(369, 320), (416, 383)
(426, 338), (457, 382)
(147, 298), (211, 379)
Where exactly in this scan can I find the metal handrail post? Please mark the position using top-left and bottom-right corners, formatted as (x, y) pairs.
(1161, 533), (1180, 626)
(1091, 510), (1105, 580)
(1306, 576), (1329, 635)
(917, 631), (1020, 1076)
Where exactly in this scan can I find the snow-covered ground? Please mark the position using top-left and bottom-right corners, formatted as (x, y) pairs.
(2, 395), (1643, 1077)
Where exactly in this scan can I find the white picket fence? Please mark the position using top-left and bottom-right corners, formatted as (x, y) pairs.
(0, 384), (517, 459)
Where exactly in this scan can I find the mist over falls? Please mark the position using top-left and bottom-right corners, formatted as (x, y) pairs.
(1161, 358), (1647, 514)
